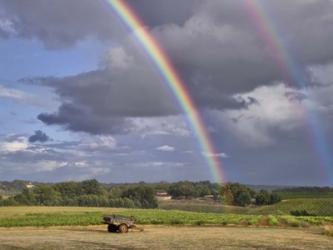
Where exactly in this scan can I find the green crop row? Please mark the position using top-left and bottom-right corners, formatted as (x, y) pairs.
(0, 208), (332, 228)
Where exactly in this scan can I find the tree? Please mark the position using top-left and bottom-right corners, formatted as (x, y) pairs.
(109, 186), (123, 198)
(221, 183), (254, 206)
(80, 179), (106, 196)
(54, 181), (81, 199)
(14, 188), (36, 205)
(255, 190), (270, 205)
(222, 185), (234, 205)
(122, 186), (157, 208)
(234, 190), (252, 207)
(33, 185), (61, 205)
(269, 193), (281, 204)
(168, 182), (195, 198)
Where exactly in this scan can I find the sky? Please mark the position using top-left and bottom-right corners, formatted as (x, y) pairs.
(0, 0), (333, 185)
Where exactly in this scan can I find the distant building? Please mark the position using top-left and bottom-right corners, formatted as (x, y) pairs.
(26, 182), (34, 189)
(155, 191), (172, 200)
(203, 195), (214, 200)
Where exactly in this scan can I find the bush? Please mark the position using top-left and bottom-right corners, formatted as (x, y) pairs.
(269, 193), (281, 204)
(255, 190), (281, 205)
(290, 210), (314, 216)
(255, 190), (270, 205)
(267, 215), (279, 226)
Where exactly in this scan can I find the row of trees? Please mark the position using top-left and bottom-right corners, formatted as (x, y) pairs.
(167, 181), (219, 199)
(222, 183), (281, 207)
(0, 180), (157, 208)
(0, 180), (281, 208)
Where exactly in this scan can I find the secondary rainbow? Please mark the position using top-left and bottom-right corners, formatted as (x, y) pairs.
(244, 0), (333, 180)
(107, 0), (225, 183)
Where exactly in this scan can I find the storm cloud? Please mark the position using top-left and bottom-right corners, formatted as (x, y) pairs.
(17, 0), (331, 135)
(29, 130), (50, 143)
(1, 0), (333, 184)
(0, 0), (120, 49)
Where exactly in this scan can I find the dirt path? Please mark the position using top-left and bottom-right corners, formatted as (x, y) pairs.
(0, 225), (332, 250)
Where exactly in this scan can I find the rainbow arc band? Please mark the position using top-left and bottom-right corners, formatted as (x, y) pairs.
(108, 0), (224, 183)
(244, 0), (333, 180)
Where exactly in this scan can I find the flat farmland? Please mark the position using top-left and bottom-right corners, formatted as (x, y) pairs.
(0, 206), (332, 249)
(0, 225), (333, 250)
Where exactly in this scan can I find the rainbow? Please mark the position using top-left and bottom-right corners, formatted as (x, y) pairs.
(107, 0), (225, 183)
(244, 0), (333, 181)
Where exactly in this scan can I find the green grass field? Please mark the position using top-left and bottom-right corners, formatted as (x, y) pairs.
(274, 190), (333, 199)
(251, 198), (333, 216)
(159, 198), (333, 216)
(0, 206), (332, 228)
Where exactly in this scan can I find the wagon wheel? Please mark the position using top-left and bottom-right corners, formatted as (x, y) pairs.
(108, 224), (118, 233)
(118, 224), (128, 233)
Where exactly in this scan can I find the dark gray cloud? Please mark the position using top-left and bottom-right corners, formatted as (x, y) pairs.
(0, 0), (120, 49)
(28, 130), (50, 143)
(26, 0), (333, 135)
(127, 0), (200, 27)
(152, 0), (333, 96)
(35, 53), (180, 134)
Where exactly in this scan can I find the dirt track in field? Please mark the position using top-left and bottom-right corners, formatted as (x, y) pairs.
(0, 225), (332, 250)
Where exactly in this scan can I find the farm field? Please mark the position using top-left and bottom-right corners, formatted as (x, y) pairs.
(274, 190), (333, 199)
(0, 207), (332, 249)
(1, 206), (333, 227)
(159, 198), (333, 216)
(0, 225), (333, 250)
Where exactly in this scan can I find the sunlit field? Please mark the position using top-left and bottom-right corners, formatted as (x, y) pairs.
(0, 207), (333, 250)
(0, 206), (332, 228)
(159, 198), (333, 216)
(1, 225), (333, 250)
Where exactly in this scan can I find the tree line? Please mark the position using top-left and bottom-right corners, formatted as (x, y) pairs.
(222, 183), (281, 207)
(0, 180), (281, 208)
(0, 180), (157, 208)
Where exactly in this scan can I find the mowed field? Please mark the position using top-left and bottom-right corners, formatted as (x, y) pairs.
(1, 225), (333, 250)
(0, 207), (332, 249)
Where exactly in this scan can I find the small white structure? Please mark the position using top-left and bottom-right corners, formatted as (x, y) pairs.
(26, 182), (34, 189)
(155, 192), (172, 201)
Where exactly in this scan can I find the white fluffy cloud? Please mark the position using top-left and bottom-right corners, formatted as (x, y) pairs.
(0, 136), (28, 153)
(0, 18), (15, 34)
(156, 145), (175, 152)
(104, 47), (133, 71)
(0, 85), (29, 100)
(128, 116), (190, 137)
(202, 152), (228, 158)
(214, 83), (306, 146)
(78, 135), (117, 151)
